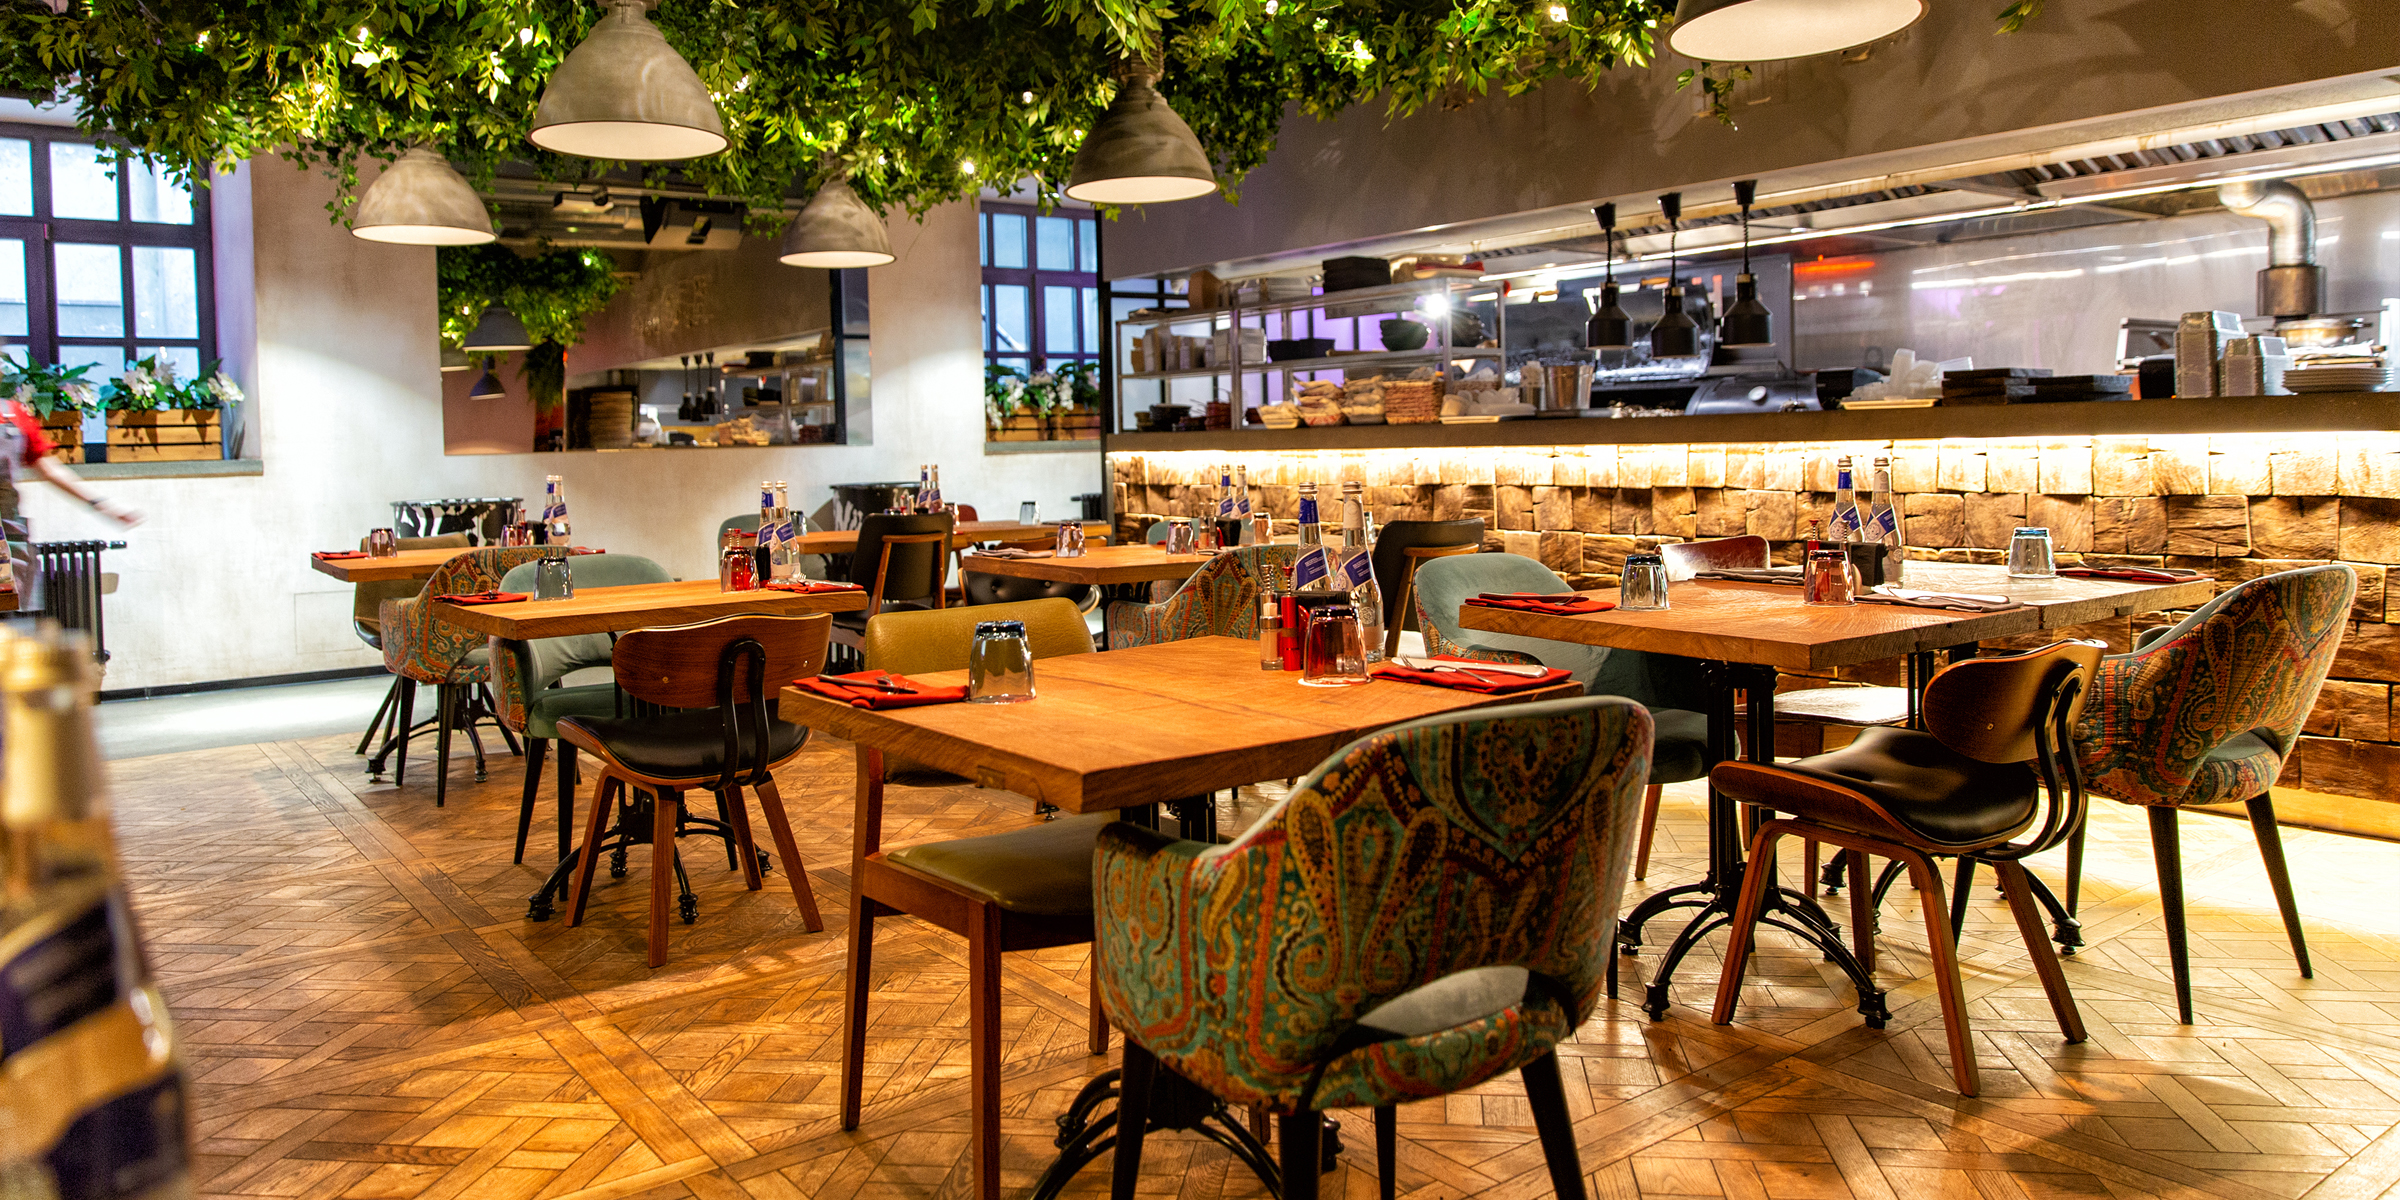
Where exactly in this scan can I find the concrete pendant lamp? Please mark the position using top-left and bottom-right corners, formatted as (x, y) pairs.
(467, 357), (509, 400)
(1668, 0), (1925, 62)
(352, 148), (496, 245)
(1586, 203), (1632, 350)
(440, 346), (474, 372)
(529, 0), (728, 161)
(1063, 65), (1217, 204)
(461, 307), (534, 353)
(779, 175), (894, 268)
(1719, 180), (1774, 348)
(1648, 193), (1700, 359)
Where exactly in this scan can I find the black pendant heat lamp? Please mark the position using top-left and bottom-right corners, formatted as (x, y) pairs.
(1649, 193), (1699, 359)
(1720, 179), (1774, 348)
(467, 356), (508, 401)
(1586, 203), (1632, 350)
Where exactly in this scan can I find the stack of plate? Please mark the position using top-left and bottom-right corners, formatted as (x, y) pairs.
(2284, 358), (2395, 394)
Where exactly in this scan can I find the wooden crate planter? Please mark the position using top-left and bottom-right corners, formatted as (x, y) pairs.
(107, 409), (222, 462)
(1051, 409), (1103, 440)
(40, 413), (84, 465)
(990, 414), (1049, 442)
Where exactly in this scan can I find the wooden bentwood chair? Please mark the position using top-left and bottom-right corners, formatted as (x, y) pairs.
(1368, 517), (1486, 659)
(838, 599), (1105, 1200)
(827, 512), (953, 666)
(1710, 640), (2104, 1096)
(558, 613), (830, 968)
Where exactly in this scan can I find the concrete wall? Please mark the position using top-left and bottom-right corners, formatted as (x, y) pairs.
(31, 159), (1099, 692)
(1109, 0), (2400, 279)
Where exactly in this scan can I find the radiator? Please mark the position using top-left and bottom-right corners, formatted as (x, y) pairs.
(34, 540), (124, 665)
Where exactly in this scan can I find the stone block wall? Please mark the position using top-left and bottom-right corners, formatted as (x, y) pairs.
(1113, 433), (2400, 809)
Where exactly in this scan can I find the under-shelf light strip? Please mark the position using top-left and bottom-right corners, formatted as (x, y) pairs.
(1478, 148), (2400, 290)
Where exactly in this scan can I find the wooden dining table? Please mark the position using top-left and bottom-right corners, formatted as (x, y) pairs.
(784, 519), (1110, 554)
(1458, 560), (2214, 1024)
(777, 635), (1579, 1200)
(309, 547), (470, 583)
(956, 543), (1213, 587)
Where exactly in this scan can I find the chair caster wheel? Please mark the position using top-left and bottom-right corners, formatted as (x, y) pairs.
(610, 847), (629, 879)
(756, 851), (772, 876)
(678, 894), (698, 924)
(1643, 983), (1670, 1022)
(526, 895), (554, 922)
(1319, 1114), (1342, 1174)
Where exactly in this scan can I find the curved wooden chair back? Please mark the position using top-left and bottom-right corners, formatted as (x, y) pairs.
(611, 613), (832, 710)
(1923, 641), (2104, 765)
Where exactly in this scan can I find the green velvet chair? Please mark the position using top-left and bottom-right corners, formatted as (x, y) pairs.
(1095, 695), (1655, 1200)
(492, 553), (674, 866)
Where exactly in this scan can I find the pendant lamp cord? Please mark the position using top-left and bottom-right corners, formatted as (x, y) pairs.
(1593, 203), (1617, 288)
(1658, 192), (1681, 288)
(1734, 179), (1757, 274)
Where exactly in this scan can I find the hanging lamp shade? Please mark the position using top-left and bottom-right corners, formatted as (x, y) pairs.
(1651, 288), (1700, 357)
(779, 176), (895, 268)
(440, 346), (474, 372)
(352, 148), (496, 245)
(461, 306), (534, 353)
(467, 357), (509, 400)
(529, 0), (727, 161)
(1667, 0), (1925, 62)
(1719, 180), (1773, 347)
(1586, 203), (1632, 349)
(1063, 74), (1217, 204)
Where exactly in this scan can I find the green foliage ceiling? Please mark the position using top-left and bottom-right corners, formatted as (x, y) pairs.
(0, 0), (1689, 216)
(436, 243), (621, 347)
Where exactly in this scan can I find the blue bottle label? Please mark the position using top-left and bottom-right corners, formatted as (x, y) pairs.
(1340, 550), (1374, 590)
(42, 1071), (190, 1200)
(1293, 548), (1330, 589)
(1, 892), (125, 1062)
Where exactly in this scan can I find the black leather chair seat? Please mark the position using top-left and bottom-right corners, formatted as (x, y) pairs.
(1649, 708), (1713, 786)
(831, 600), (933, 633)
(885, 814), (1109, 916)
(563, 710), (806, 781)
(1721, 726), (2037, 849)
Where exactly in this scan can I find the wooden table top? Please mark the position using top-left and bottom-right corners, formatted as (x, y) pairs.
(784, 520), (1109, 554)
(309, 547), (468, 583)
(776, 636), (1579, 814)
(1456, 562), (2211, 672)
(958, 543), (1213, 586)
(435, 579), (868, 640)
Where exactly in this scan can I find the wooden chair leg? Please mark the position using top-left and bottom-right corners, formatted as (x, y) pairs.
(1948, 857), (1978, 947)
(722, 786), (764, 891)
(1898, 847), (1978, 1096)
(1111, 1039), (1156, 1200)
(1280, 1110), (1321, 1200)
(2148, 807), (2195, 1025)
(1087, 971), (1109, 1055)
(554, 745), (578, 862)
(1993, 860), (2086, 1044)
(1711, 821), (1787, 1025)
(839, 892), (878, 1131)
(391, 679), (417, 787)
(1521, 1051), (1588, 1200)
(753, 779), (823, 931)
(2245, 793), (2312, 979)
(1803, 839), (1821, 902)
(648, 788), (677, 968)
(967, 900), (1002, 1200)
(1845, 849), (1876, 975)
(513, 738), (548, 865)
(2064, 820), (2087, 918)
(1375, 1105), (1397, 1200)
(1633, 784), (1663, 881)
(568, 774), (620, 927)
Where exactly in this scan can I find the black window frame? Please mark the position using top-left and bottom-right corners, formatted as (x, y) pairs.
(0, 120), (217, 389)
(977, 200), (1100, 379)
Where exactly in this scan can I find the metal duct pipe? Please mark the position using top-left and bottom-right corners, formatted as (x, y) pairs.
(2218, 179), (2323, 317)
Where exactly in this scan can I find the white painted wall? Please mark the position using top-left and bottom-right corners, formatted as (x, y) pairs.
(27, 158), (1099, 691)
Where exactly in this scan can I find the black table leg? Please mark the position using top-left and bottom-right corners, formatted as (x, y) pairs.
(1614, 661), (1890, 1027)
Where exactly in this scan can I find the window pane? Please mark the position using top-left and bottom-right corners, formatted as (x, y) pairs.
(0, 240), (23, 337)
(132, 246), (198, 338)
(1044, 285), (1080, 354)
(0, 140), (28, 216)
(992, 284), (1028, 352)
(55, 345), (124, 376)
(138, 346), (200, 384)
(1083, 287), (1098, 354)
(990, 213), (1026, 269)
(995, 356), (1030, 378)
(1036, 216), (1074, 271)
(48, 142), (118, 220)
(978, 215), (988, 267)
(54, 243), (123, 337)
(980, 284), (991, 350)
(1078, 219), (1098, 273)
(126, 159), (193, 224)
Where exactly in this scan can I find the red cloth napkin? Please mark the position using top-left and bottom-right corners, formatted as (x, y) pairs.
(2055, 566), (2203, 583)
(1463, 592), (1616, 616)
(439, 591), (529, 605)
(568, 546), (606, 555)
(1371, 659), (1573, 694)
(794, 671), (970, 710)
(313, 550), (371, 560)
(764, 580), (865, 594)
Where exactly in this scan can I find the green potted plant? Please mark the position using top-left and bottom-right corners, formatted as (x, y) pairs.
(0, 354), (99, 463)
(100, 356), (240, 462)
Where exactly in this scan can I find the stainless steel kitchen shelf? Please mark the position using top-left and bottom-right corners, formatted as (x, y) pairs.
(1121, 346), (1502, 382)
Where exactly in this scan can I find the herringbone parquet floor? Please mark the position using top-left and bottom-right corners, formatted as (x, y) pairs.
(114, 722), (2400, 1200)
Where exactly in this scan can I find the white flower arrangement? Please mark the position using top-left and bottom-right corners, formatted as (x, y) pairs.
(205, 371), (244, 407)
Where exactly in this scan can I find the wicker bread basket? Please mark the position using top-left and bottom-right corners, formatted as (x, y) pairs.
(1382, 379), (1443, 424)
